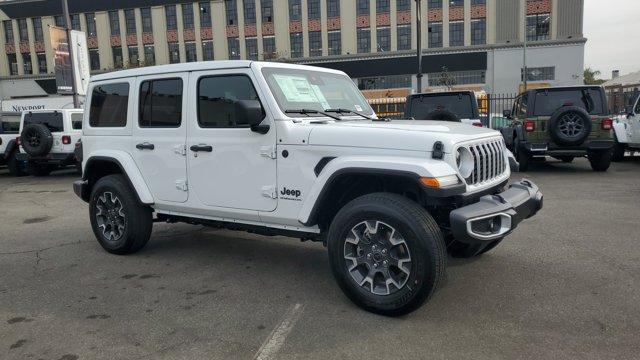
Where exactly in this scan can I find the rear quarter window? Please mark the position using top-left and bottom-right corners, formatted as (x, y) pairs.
(1, 120), (20, 134)
(533, 89), (605, 116)
(89, 83), (130, 127)
(71, 113), (83, 130)
(23, 112), (64, 132)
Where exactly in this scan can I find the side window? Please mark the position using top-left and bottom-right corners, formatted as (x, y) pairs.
(197, 75), (261, 128)
(139, 78), (183, 128)
(520, 94), (528, 116)
(512, 97), (520, 117)
(71, 113), (83, 130)
(89, 83), (130, 127)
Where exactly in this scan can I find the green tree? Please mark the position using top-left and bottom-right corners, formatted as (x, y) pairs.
(584, 67), (605, 85)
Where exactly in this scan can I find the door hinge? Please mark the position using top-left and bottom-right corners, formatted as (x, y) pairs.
(262, 185), (277, 199)
(175, 179), (188, 191)
(174, 144), (187, 156)
(260, 146), (277, 159)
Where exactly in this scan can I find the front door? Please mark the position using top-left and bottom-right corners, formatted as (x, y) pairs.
(187, 69), (277, 212)
(132, 73), (188, 203)
(632, 95), (640, 144)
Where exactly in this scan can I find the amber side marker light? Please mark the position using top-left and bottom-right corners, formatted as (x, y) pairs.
(420, 175), (459, 188)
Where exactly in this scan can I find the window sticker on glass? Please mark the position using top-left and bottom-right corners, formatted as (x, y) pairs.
(354, 105), (363, 111)
(273, 74), (329, 108)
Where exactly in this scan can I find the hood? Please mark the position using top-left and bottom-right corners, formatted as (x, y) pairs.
(306, 120), (501, 153)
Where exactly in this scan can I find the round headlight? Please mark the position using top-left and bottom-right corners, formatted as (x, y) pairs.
(456, 147), (474, 179)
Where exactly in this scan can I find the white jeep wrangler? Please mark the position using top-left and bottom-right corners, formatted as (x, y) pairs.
(1, 117), (22, 175)
(16, 109), (84, 176)
(74, 61), (542, 316)
(612, 92), (640, 161)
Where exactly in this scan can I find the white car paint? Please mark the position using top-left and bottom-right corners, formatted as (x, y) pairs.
(613, 94), (640, 148)
(18, 109), (83, 156)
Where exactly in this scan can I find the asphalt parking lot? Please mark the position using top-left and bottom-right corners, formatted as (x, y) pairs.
(1, 157), (639, 360)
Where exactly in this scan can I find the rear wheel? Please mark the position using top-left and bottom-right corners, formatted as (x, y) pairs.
(327, 193), (446, 316)
(89, 175), (153, 255)
(588, 150), (612, 172)
(7, 154), (26, 176)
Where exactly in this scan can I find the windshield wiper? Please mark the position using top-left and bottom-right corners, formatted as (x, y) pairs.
(284, 109), (342, 121)
(324, 108), (372, 120)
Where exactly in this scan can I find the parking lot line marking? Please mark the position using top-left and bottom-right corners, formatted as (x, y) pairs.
(254, 303), (305, 360)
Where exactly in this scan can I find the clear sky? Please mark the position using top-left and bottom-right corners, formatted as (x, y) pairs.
(584, 0), (640, 79)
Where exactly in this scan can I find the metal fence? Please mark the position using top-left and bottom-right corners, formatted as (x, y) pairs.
(483, 93), (518, 129)
(606, 87), (639, 114)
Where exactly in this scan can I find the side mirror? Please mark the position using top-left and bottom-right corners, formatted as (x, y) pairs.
(502, 109), (512, 119)
(235, 100), (269, 134)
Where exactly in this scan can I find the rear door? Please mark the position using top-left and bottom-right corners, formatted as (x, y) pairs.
(131, 73), (188, 203)
(632, 95), (640, 144)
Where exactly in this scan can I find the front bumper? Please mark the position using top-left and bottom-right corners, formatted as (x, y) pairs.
(449, 179), (543, 244)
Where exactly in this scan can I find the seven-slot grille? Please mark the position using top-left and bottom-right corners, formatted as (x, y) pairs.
(464, 139), (506, 185)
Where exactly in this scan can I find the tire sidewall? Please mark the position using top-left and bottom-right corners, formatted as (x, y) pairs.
(548, 107), (592, 146)
(21, 124), (53, 157)
(89, 177), (134, 253)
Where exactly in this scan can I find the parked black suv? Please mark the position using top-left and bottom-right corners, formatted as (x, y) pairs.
(405, 91), (483, 126)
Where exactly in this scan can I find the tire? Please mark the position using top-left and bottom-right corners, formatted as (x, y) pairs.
(89, 174), (153, 255)
(424, 109), (461, 122)
(557, 156), (575, 163)
(514, 138), (530, 172)
(28, 163), (53, 177)
(7, 154), (26, 176)
(327, 193), (446, 316)
(20, 124), (53, 157)
(611, 135), (626, 162)
(75, 161), (82, 176)
(588, 150), (612, 172)
(447, 238), (504, 258)
(548, 106), (592, 147)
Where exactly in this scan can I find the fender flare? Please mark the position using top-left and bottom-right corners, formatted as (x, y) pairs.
(3, 139), (18, 160)
(612, 121), (629, 144)
(297, 156), (458, 226)
(83, 151), (154, 204)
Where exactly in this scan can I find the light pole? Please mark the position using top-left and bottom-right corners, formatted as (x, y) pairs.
(61, 0), (79, 108)
(415, 0), (423, 93)
(522, 7), (528, 91)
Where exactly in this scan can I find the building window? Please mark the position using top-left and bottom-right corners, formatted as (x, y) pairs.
(427, 69), (486, 86)
(54, 15), (65, 27)
(289, 33), (302, 58)
(3, 21), (13, 43)
(85, 13), (97, 37)
(376, 0), (390, 13)
(32, 18), (44, 42)
(165, 5), (177, 30)
(397, 25), (411, 50)
(7, 54), (17, 75)
(358, 74), (412, 90)
(140, 8), (152, 33)
(428, 22), (442, 47)
(521, 66), (555, 81)
(202, 41), (214, 60)
(527, 13), (550, 41)
(262, 0), (273, 22)
(246, 37), (258, 60)
(357, 28), (370, 53)
(449, 21), (464, 46)
(471, 19), (485, 45)
(125, 9), (136, 34)
(328, 31), (341, 55)
(182, 4), (194, 29)
(397, 0), (411, 11)
(263, 36), (276, 59)
(289, 0), (301, 21)
(22, 52), (32, 74)
(37, 53), (47, 73)
(168, 43), (180, 63)
(109, 11), (120, 35)
(185, 42), (197, 62)
(243, 0), (256, 25)
(225, 0), (238, 25)
(144, 45), (155, 65)
(71, 14), (81, 30)
(472, 0), (485, 5)
(228, 37), (240, 59)
(139, 79), (183, 128)
(128, 45), (139, 67)
(450, 0), (464, 6)
(199, 2), (212, 28)
(17, 19), (28, 42)
(327, 0), (340, 17)
(112, 46), (123, 68)
(377, 27), (390, 52)
(308, 0), (321, 19)
(428, 0), (442, 9)
(309, 31), (322, 56)
(357, 0), (370, 15)
(89, 49), (100, 70)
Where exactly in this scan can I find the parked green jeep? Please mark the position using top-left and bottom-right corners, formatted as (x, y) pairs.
(500, 86), (614, 171)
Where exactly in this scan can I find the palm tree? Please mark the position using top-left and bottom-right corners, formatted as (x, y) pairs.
(584, 67), (604, 85)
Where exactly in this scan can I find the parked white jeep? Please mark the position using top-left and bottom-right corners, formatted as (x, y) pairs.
(1, 117), (22, 175)
(74, 61), (543, 316)
(612, 93), (640, 161)
(16, 109), (83, 176)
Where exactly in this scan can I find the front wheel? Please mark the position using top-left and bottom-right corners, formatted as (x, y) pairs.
(89, 175), (153, 255)
(327, 193), (446, 316)
(588, 150), (612, 172)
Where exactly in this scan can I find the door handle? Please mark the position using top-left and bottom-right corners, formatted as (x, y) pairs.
(190, 144), (213, 152)
(136, 142), (155, 150)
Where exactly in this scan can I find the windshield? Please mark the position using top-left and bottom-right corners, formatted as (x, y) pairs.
(408, 94), (475, 119)
(533, 89), (605, 116)
(261, 67), (374, 117)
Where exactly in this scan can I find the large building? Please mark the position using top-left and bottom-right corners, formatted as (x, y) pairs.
(0, 0), (585, 103)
